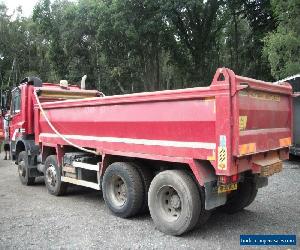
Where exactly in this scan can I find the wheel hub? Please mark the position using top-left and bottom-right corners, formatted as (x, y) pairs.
(109, 175), (128, 207)
(46, 165), (57, 187)
(158, 186), (182, 222)
(170, 194), (181, 209)
(115, 181), (127, 202)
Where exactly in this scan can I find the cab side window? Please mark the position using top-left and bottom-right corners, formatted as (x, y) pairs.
(11, 89), (21, 115)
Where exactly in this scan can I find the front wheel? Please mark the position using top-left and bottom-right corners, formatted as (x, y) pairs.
(44, 155), (68, 196)
(18, 151), (35, 186)
(148, 170), (201, 236)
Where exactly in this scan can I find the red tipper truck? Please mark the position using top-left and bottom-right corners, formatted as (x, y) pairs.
(0, 68), (292, 235)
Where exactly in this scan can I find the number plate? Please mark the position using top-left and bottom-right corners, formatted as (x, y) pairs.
(217, 183), (238, 193)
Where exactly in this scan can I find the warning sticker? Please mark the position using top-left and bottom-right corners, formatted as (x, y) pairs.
(239, 90), (280, 102)
(218, 146), (227, 170)
(239, 116), (247, 131)
(220, 135), (226, 147)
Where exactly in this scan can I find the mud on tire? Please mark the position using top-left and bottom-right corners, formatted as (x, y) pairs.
(148, 170), (201, 236)
(18, 151), (35, 186)
(44, 155), (68, 196)
(102, 162), (144, 218)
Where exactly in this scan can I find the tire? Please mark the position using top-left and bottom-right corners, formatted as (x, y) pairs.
(148, 170), (201, 236)
(244, 182), (258, 207)
(220, 178), (258, 214)
(18, 151), (35, 186)
(289, 153), (300, 161)
(44, 155), (68, 196)
(102, 162), (144, 218)
(133, 163), (153, 214)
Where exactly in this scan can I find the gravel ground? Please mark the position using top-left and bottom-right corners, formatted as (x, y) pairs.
(0, 153), (299, 250)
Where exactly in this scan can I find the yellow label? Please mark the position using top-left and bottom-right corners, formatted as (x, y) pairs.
(239, 116), (248, 131)
(218, 146), (227, 170)
(207, 150), (216, 161)
(239, 90), (280, 102)
(218, 183), (238, 193)
(239, 143), (256, 155)
(248, 143), (256, 153)
(279, 137), (291, 147)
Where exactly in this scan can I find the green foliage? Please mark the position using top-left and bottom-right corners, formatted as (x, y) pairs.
(0, 0), (297, 93)
(263, 0), (300, 79)
(0, 3), (52, 89)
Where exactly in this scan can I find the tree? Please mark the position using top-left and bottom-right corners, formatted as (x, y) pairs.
(0, 3), (52, 88)
(263, 0), (300, 79)
(1, 0), (297, 93)
(158, 0), (224, 84)
(33, 0), (71, 79)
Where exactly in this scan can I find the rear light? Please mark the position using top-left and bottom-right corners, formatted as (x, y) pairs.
(218, 174), (239, 184)
(218, 175), (229, 184)
(231, 174), (238, 182)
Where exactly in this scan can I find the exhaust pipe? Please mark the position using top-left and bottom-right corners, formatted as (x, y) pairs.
(81, 75), (87, 89)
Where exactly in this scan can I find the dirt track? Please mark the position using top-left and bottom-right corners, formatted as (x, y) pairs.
(0, 154), (299, 249)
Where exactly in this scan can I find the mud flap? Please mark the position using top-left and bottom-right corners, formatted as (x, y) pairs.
(204, 181), (227, 210)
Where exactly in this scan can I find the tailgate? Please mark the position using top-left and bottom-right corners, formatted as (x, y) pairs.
(235, 78), (292, 156)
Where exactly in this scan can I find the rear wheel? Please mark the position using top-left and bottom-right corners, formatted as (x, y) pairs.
(148, 170), (201, 236)
(18, 151), (35, 186)
(102, 162), (144, 218)
(44, 155), (68, 196)
(133, 163), (153, 213)
(220, 178), (258, 214)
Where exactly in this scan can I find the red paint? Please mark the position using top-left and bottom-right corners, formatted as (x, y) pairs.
(5, 68), (293, 184)
(0, 118), (4, 141)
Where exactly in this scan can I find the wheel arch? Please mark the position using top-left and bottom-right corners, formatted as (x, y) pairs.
(100, 154), (216, 186)
(187, 159), (218, 186)
(41, 146), (56, 163)
(15, 140), (25, 161)
(14, 139), (39, 164)
(100, 154), (188, 178)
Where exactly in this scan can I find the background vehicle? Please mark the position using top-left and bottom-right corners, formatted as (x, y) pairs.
(277, 74), (300, 157)
(0, 119), (3, 142)
(0, 68), (292, 235)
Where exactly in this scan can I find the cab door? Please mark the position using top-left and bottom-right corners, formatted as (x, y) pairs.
(9, 87), (23, 157)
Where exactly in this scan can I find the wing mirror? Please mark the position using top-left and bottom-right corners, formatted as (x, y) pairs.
(0, 90), (9, 116)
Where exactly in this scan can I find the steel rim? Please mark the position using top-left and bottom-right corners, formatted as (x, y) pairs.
(108, 175), (128, 207)
(157, 186), (182, 222)
(45, 164), (58, 188)
(18, 160), (26, 179)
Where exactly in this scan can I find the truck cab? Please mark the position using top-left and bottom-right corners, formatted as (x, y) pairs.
(0, 77), (99, 163)
(2, 77), (45, 163)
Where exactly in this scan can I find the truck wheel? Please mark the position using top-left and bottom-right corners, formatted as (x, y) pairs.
(148, 170), (201, 236)
(44, 155), (68, 196)
(133, 163), (153, 214)
(220, 178), (258, 214)
(102, 162), (144, 218)
(18, 151), (35, 186)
